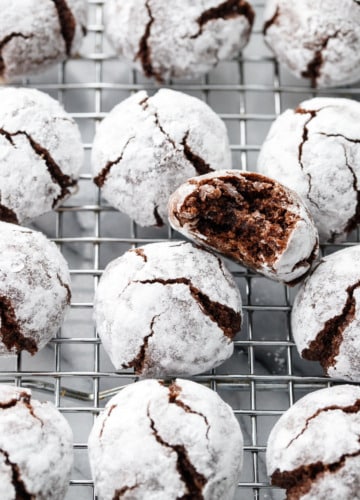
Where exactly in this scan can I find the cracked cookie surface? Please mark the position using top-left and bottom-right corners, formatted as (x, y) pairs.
(94, 241), (242, 376)
(104, 0), (254, 81)
(263, 0), (360, 87)
(0, 385), (73, 500)
(168, 170), (319, 285)
(0, 221), (71, 356)
(257, 97), (360, 242)
(0, 0), (87, 80)
(267, 385), (360, 499)
(92, 89), (231, 227)
(292, 245), (360, 381)
(0, 87), (83, 223)
(88, 378), (243, 500)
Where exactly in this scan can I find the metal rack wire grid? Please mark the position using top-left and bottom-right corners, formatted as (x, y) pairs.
(0, 1), (360, 499)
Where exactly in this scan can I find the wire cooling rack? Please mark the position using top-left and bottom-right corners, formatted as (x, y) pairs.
(1, 1), (360, 499)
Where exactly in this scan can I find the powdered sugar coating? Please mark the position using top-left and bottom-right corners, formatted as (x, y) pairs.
(94, 241), (242, 376)
(267, 385), (360, 499)
(88, 378), (243, 500)
(0, 385), (73, 500)
(257, 97), (360, 243)
(104, 0), (254, 82)
(92, 89), (231, 227)
(0, 87), (83, 224)
(263, 0), (360, 87)
(292, 245), (360, 381)
(168, 170), (319, 285)
(0, 221), (71, 356)
(0, 0), (87, 80)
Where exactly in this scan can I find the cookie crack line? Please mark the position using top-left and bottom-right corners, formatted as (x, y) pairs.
(271, 448), (360, 500)
(302, 279), (360, 373)
(113, 485), (138, 499)
(122, 314), (161, 374)
(168, 382), (211, 439)
(0, 33), (33, 77)
(94, 136), (135, 188)
(263, 6), (280, 35)
(301, 31), (341, 87)
(140, 96), (177, 149)
(286, 399), (360, 449)
(341, 146), (360, 235)
(0, 295), (38, 355)
(153, 205), (164, 227)
(0, 390), (43, 427)
(147, 405), (207, 500)
(129, 248), (148, 262)
(99, 404), (117, 439)
(318, 132), (360, 144)
(0, 128), (77, 207)
(191, 0), (255, 39)
(134, 278), (241, 339)
(135, 0), (163, 82)
(0, 449), (33, 500)
(56, 273), (72, 305)
(0, 200), (18, 224)
(181, 131), (213, 176)
(51, 0), (76, 55)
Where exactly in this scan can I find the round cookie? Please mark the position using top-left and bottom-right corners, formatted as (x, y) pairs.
(104, 0), (254, 82)
(263, 0), (360, 87)
(0, 385), (73, 500)
(168, 170), (319, 285)
(0, 87), (83, 224)
(292, 245), (360, 382)
(0, 221), (71, 356)
(94, 241), (242, 376)
(267, 385), (360, 499)
(92, 89), (231, 227)
(257, 97), (360, 243)
(0, 0), (87, 80)
(88, 378), (243, 500)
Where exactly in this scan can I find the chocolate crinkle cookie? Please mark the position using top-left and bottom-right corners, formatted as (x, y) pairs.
(168, 170), (319, 285)
(263, 0), (360, 87)
(0, 222), (71, 356)
(104, 0), (255, 82)
(0, 385), (73, 500)
(258, 97), (360, 243)
(88, 379), (243, 500)
(92, 89), (231, 227)
(0, 87), (83, 224)
(267, 385), (360, 500)
(292, 245), (360, 382)
(94, 241), (242, 377)
(0, 0), (87, 80)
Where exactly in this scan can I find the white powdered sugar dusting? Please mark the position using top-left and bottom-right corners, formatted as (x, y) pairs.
(0, 385), (73, 500)
(257, 97), (360, 243)
(104, 0), (254, 81)
(92, 88), (231, 227)
(0, 0), (87, 80)
(292, 245), (360, 381)
(267, 385), (360, 499)
(263, 0), (360, 87)
(94, 241), (242, 376)
(0, 222), (71, 356)
(0, 87), (84, 223)
(88, 378), (243, 500)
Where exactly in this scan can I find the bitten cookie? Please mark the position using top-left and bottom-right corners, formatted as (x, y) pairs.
(88, 379), (243, 500)
(104, 0), (254, 82)
(0, 0), (87, 80)
(0, 87), (83, 224)
(263, 0), (360, 87)
(92, 89), (231, 227)
(292, 245), (360, 382)
(267, 385), (360, 500)
(257, 97), (360, 243)
(94, 241), (242, 376)
(0, 222), (71, 356)
(0, 385), (73, 500)
(168, 170), (319, 285)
